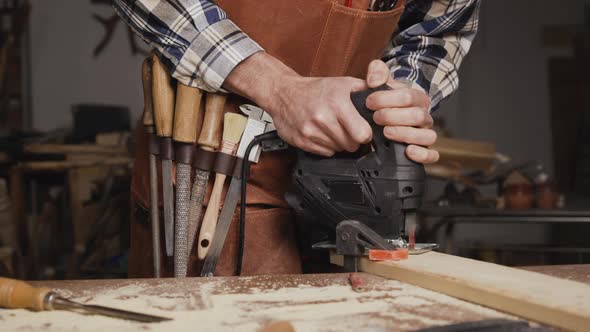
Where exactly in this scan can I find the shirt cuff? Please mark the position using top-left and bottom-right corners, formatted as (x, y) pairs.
(172, 20), (263, 92)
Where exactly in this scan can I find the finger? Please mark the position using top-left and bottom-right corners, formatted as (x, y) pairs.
(339, 102), (373, 144)
(366, 88), (430, 110)
(373, 107), (433, 128)
(304, 141), (336, 157)
(317, 119), (359, 152)
(349, 77), (369, 92)
(300, 121), (342, 151)
(406, 145), (440, 164)
(383, 126), (437, 146)
(366, 60), (391, 88)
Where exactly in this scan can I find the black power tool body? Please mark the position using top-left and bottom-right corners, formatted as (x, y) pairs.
(284, 85), (435, 271)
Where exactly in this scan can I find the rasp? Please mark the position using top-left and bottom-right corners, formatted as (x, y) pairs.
(151, 53), (176, 257)
(172, 83), (203, 277)
(186, 92), (227, 256)
(200, 108), (267, 276)
(197, 113), (247, 260)
(140, 56), (162, 277)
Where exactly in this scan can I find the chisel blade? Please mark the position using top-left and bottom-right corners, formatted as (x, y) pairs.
(53, 297), (171, 323)
(174, 162), (191, 277)
(148, 154), (162, 277)
(161, 159), (174, 257)
(200, 177), (241, 277)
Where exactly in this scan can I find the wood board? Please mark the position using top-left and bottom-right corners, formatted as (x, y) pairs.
(331, 252), (590, 331)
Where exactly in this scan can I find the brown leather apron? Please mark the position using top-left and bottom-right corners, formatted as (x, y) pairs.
(129, 0), (406, 277)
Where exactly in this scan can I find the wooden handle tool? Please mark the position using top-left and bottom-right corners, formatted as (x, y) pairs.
(187, 92), (228, 256)
(142, 58), (155, 128)
(151, 52), (176, 257)
(172, 83), (203, 277)
(0, 278), (171, 323)
(0, 277), (51, 311)
(151, 53), (175, 138)
(198, 92), (228, 152)
(197, 113), (247, 260)
(142, 56), (162, 278)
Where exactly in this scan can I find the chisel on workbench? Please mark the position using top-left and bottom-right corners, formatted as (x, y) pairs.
(172, 83), (203, 277)
(141, 56), (162, 277)
(0, 277), (171, 323)
(197, 113), (247, 260)
(187, 92), (227, 255)
(151, 53), (176, 257)
(200, 107), (268, 276)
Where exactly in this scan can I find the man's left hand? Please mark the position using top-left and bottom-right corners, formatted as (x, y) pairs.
(365, 60), (439, 164)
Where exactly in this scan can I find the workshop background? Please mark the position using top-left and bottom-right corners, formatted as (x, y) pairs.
(1, 0), (589, 281)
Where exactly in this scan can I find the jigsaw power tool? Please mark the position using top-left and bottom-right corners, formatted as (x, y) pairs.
(285, 85), (438, 272)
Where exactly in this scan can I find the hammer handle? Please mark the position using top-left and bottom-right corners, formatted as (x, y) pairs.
(151, 53), (176, 138)
(197, 92), (227, 151)
(141, 57), (154, 127)
(0, 278), (52, 311)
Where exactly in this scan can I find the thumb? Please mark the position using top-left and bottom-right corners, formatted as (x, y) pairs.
(366, 60), (392, 88)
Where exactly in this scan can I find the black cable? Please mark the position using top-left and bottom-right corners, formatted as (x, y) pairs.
(236, 130), (280, 275)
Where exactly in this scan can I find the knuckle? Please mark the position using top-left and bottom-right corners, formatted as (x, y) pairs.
(312, 111), (327, 124)
(400, 90), (413, 105)
(300, 124), (315, 139)
(427, 130), (438, 145)
(413, 109), (427, 125)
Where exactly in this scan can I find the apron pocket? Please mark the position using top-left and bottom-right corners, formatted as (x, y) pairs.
(311, 1), (405, 78)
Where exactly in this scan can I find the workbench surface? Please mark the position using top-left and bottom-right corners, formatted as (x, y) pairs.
(3, 265), (589, 332)
(2, 273), (520, 332)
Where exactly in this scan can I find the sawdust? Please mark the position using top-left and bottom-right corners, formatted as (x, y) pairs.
(0, 278), (513, 332)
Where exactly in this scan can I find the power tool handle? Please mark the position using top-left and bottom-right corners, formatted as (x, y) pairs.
(0, 277), (52, 311)
(350, 85), (419, 167)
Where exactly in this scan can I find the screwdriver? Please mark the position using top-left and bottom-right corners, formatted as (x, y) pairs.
(0, 277), (171, 323)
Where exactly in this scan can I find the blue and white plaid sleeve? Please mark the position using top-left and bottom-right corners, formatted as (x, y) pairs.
(112, 0), (263, 92)
(384, 0), (481, 111)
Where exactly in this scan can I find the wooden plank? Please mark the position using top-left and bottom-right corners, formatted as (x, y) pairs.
(431, 137), (497, 171)
(331, 252), (590, 332)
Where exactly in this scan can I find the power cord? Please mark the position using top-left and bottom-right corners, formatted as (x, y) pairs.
(236, 130), (281, 275)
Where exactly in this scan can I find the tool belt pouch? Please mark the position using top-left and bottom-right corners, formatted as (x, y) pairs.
(216, 0), (405, 78)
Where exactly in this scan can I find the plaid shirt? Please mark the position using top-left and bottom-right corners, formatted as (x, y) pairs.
(113, 0), (480, 110)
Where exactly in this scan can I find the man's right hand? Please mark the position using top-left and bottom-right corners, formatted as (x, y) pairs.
(267, 76), (372, 156)
(225, 52), (372, 156)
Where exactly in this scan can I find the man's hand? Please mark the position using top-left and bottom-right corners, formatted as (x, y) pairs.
(225, 52), (371, 156)
(267, 76), (372, 156)
(365, 60), (439, 164)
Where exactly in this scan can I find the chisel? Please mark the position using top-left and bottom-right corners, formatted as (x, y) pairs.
(187, 92), (227, 255)
(197, 113), (247, 260)
(200, 108), (267, 276)
(172, 83), (203, 277)
(0, 277), (171, 323)
(151, 53), (176, 257)
(141, 56), (162, 277)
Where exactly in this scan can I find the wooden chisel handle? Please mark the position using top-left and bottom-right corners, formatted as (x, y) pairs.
(151, 53), (175, 138)
(197, 172), (227, 259)
(0, 278), (52, 311)
(197, 92), (227, 151)
(141, 57), (154, 128)
(173, 84), (203, 143)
